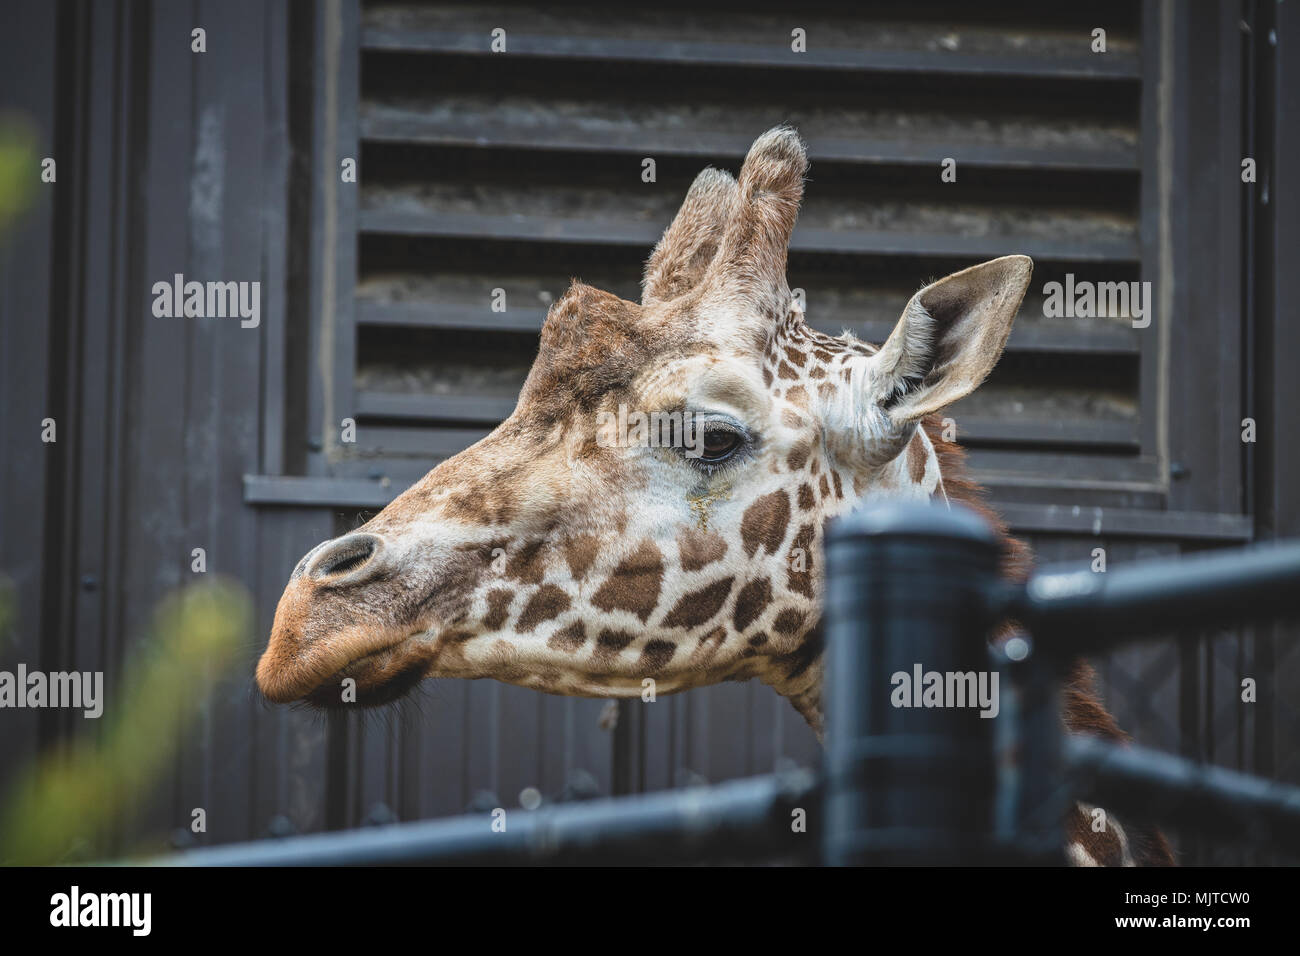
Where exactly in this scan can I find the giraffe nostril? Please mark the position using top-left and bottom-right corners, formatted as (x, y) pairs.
(291, 540), (328, 579)
(306, 533), (385, 583)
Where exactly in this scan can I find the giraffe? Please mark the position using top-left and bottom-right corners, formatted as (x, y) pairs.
(256, 127), (1172, 866)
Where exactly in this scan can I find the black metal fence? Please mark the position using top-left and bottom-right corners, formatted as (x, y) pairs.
(154, 502), (1300, 866)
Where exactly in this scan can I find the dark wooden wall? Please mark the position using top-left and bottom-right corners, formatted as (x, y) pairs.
(0, 0), (1296, 864)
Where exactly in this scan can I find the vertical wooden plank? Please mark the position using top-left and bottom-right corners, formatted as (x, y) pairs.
(180, 0), (222, 839)
(35, 0), (135, 781)
(260, 0), (291, 478)
(414, 678), (470, 816)
(0, 0), (59, 791)
(640, 685), (677, 793)
(463, 679), (500, 807)
(1252, 0), (1300, 860)
(301, 0), (359, 479)
(241, 0), (319, 843)
(330, 0), (360, 470)
(1136, 0), (1163, 475)
(747, 681), (778, 774)
(566, 696), (615, 798)
(781, 700), (820, 769)
(249, 508), (332, 838)
(107, 0), (196, 854)
(186, 0), (277, 847)
(1165, 0), (1244, 514)
(299, 0), (330, 478)
(703, 682), (753, 781)
(496, 684), (543, 810)
(537, 693), (577, 799)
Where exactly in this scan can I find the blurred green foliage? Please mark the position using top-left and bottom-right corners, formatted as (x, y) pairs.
(0, 113), (39, 230)
(0, 580), (251, 865)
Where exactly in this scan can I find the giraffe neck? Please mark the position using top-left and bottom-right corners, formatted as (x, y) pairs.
(761, 404), (950, 738)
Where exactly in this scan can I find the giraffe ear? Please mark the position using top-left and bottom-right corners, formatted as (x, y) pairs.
(700, 126), (807, 317)
(869, 256), (1033, 426)
(641, 167), (738, 305)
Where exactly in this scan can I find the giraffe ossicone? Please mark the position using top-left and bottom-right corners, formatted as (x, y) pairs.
(256, 126), (1171, 866)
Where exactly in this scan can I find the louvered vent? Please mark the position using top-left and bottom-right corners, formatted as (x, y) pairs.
(347, 0), (1148, 492)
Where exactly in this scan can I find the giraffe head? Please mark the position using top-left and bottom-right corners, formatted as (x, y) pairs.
(256, 127), (1032, 729)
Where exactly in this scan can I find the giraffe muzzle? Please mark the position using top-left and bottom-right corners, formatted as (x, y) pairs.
(256, 532), (423, 703)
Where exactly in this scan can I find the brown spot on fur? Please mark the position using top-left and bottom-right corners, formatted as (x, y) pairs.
(773, 608), (804, 634)
(777, 362), (799, 381)
(762, 367), (773, 387)
(639, 639), (677, 673)
(677, 527), (727, 571)
(808, 365), (826, 380)
(732, 577), (772, 632)
(786, 385), (808, 409)
(442, 475), (521, 525)
(783, 345), (806, 367)
(1065, 805), (1127, 866)
(787, 443), (809, 471)
(779, 630), (822, 681)
(787, 525), (815, 598)
(564, 534), (601, 581)
(907, 433), (928, 484)
(507, 540), (547, 585)
(591, 539), (664, 622)
(747, 632), (768, 647)
(798, 483), (815, 510)
(698, 626), (726, 645)
(781, 408), (806, 429)
(517, 584), (571, 632)
(740, 491), (791, 558)
(662, 577), (734, 629)
(484, 589), (514, 630)
(594, 628), (636, 666)
(687, 626), (728, 667)
(819, 474), (831, 498)
(818, 382), (837, 402)
(832, 471), (843, 499)
(813, 349), (834, 363)
(485, 639), (526, 682)
(548, 621), (587, 653)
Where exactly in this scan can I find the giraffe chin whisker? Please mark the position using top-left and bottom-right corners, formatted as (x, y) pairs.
(300, 640), (429, 710)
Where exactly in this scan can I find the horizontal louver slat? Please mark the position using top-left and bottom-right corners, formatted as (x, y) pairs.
(348, 1), (1146, 485)
(358, 210), (1139, 262)
(359, 113), (1139, 173)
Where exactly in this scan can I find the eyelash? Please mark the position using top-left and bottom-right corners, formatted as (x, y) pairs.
(682, 421), (753, 475)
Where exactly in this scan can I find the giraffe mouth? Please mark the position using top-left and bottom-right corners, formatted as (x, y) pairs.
(300, 638), (429, 709)
(257, 604), (434, 705)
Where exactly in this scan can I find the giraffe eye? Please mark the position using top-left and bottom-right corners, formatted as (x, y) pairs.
(678, 413), (753, 473)
(697, 426), (744, 464)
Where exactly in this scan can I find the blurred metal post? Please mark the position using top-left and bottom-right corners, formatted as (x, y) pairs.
(823, 502), (1003, 865)
(990, 634), (1066, 864)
